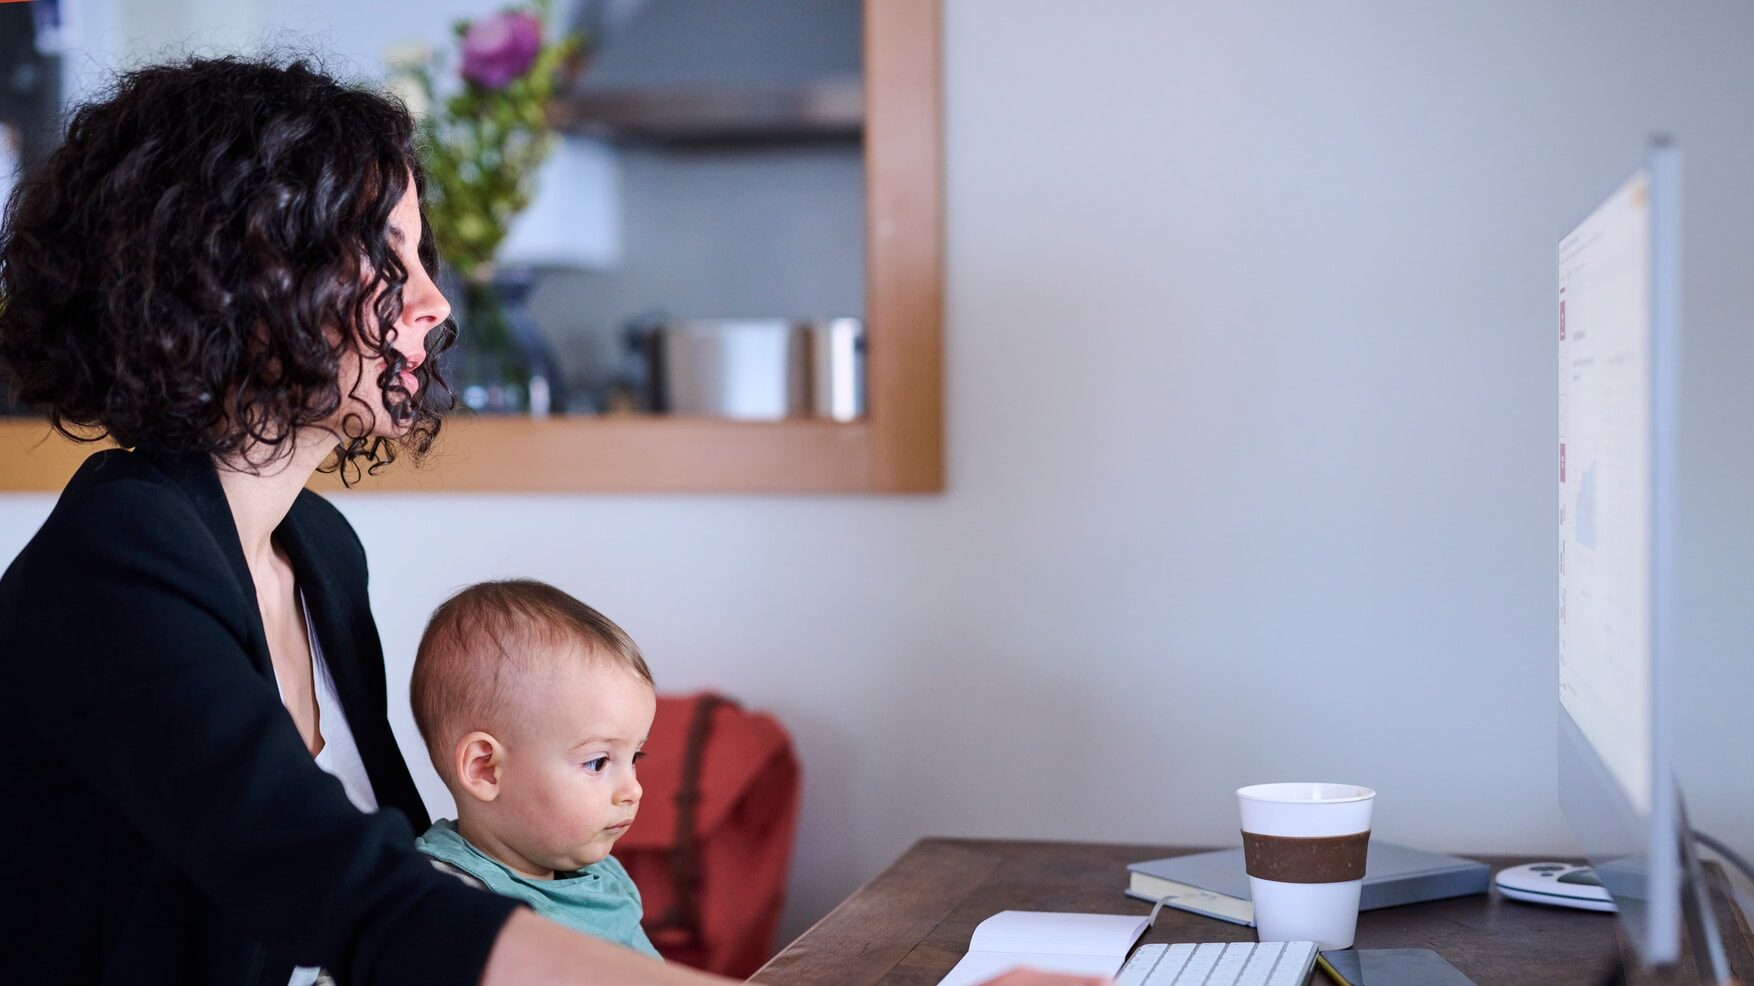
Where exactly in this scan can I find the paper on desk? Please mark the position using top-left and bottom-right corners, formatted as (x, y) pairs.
(938, 951), (1122, 986)
(937, 911), (1149, 986)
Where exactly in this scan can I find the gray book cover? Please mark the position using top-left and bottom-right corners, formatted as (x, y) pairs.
(1127, 842), (1489, 912)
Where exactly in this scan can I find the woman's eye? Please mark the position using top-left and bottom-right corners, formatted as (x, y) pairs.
(584, 756), (610, 773)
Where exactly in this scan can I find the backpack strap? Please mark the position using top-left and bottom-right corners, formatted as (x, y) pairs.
(651, 693), (736, 948)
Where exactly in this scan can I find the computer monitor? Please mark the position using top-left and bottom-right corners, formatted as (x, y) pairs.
(1556, 138), (1727, 976)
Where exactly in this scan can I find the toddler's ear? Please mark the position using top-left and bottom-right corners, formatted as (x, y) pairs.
(453, 731), (504, 803)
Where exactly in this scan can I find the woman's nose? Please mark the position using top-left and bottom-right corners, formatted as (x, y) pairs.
(401, 263), (451, 335)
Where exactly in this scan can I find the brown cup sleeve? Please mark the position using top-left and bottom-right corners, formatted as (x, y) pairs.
(1241, 829), (1370, 884)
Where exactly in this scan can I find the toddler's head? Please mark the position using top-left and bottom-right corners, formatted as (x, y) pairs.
(412, 579), (655, 879)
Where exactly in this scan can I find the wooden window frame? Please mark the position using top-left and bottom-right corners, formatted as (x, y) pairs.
(0, 0), (943, 494)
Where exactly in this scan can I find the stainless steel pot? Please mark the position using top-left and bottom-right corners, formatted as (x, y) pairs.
(629, 318), (865, 421)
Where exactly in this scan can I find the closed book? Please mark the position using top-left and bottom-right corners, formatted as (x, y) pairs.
(1125, 842), (1490, 927)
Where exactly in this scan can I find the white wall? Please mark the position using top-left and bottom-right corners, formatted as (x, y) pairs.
(4, 0), (1753, 946)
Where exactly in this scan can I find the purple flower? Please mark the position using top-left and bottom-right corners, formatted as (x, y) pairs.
(459, 11), (542, 89)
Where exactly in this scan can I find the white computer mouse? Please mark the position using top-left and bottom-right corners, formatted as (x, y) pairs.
(1494, 862), (1618, 912)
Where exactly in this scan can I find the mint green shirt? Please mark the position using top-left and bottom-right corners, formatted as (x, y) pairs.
(416, 819), (662, 961)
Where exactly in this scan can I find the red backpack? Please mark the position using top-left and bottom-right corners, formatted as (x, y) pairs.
(620, 693), (802, 977)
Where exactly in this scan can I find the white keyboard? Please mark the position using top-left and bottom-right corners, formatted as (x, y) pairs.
(1115, 941), (1318, 986)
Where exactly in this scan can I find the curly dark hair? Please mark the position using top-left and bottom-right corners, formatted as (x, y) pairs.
(0, 55), (456, 482)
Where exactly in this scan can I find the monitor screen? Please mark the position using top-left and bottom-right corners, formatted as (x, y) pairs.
(1555, 141), (1682, 964)
(1558, 170), (1655, 814)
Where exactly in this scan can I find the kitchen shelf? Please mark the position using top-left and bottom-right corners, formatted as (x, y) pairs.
(0, 410), (931, 494)
(550, 77), (862, 145)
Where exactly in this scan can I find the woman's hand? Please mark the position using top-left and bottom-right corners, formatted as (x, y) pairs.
(979, 972), (1112, 986)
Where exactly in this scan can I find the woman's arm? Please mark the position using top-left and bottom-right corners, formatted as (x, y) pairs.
(479, 911), (1112, 986)
(481, 911), (727, 986)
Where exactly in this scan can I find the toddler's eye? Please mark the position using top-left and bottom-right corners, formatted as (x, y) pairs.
(632, 752), (647, 765)
(584, 756), (610, 773)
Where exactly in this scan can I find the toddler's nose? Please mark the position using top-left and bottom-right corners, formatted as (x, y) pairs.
(618, 775), (643, 806)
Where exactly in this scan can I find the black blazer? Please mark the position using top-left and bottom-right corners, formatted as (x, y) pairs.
(0, 449), (518, 985)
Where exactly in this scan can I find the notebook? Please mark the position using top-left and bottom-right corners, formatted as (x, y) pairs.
(1126, 842), (1490, 927)
(937, 910), (1152, 986)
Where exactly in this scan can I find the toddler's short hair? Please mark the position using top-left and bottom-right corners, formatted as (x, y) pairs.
(411, 579), (653, 784)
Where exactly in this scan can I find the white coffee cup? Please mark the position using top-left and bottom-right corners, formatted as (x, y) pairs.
(1236, 782), (1376, 950)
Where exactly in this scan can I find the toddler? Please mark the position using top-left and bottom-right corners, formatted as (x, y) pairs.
(409, 579), (660, 960)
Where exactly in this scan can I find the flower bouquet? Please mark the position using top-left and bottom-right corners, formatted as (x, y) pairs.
(385, 1), (580, 414)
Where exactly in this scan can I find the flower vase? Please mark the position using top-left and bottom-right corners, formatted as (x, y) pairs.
(446, 269), (568, 416)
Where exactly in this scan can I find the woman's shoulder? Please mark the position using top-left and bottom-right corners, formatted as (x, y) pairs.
(32, 448), (209, 547)
(61, 446), (187, 495)
(6, 451), (215, 577)
(0, 450), (239, 645)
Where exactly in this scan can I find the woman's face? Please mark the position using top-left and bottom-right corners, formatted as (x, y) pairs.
(331, 177), (450, 440)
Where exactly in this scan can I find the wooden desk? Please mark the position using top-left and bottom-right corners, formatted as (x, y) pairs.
(752, 839), (1754, 985)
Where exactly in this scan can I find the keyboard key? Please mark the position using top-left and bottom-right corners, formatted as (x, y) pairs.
(1236, 940), (1284, 986)
(1210, 942), (1255, 980)
(1178, 942), (1227, 982)
(1267, 941), (1317, 986)
(1114, 943), (1167, 986)
(1151, 943), (1195, 982)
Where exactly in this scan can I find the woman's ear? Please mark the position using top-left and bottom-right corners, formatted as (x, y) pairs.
(453, 731), (504, 804)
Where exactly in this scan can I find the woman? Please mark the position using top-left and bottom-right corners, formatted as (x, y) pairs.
(0, 57), (1100, 986)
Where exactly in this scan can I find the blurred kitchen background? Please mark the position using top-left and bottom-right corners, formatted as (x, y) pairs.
(1, 0), (867, 420)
